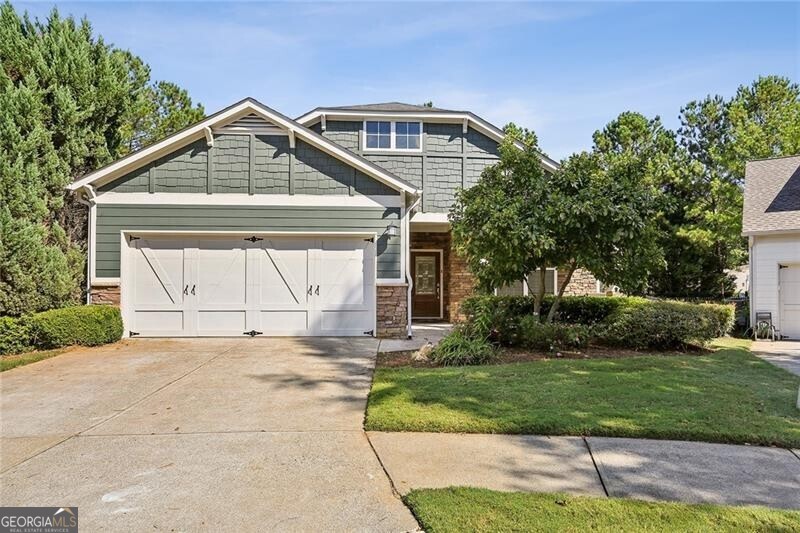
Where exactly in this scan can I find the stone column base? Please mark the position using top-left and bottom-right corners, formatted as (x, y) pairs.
(376, 284), (408, 338)
(90, 285), (121, 306)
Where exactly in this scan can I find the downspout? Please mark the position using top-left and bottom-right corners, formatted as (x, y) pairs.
(405, 194), (422, 338)
(82, 185), (97, 304)
(748, 235), (755, 331)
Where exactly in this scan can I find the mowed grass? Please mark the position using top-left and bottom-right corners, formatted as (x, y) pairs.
(366, 339), (800, 447)
(404, 488), (800, 533)
(1, 348), (69, 372)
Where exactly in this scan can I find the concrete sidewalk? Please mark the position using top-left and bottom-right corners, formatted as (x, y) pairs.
(368, 432), (800, 510)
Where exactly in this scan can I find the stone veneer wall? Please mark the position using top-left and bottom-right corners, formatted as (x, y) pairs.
(90, 285), (121, 305)
(376, 285), (408, 338)
(561, 268), (600, 296)
(410, 231), (476, 322)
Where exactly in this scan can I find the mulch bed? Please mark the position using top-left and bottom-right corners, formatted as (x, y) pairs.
(376, 344), (710, 368)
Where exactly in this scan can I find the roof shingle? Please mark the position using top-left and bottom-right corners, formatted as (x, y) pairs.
(743, 154), (800, 234)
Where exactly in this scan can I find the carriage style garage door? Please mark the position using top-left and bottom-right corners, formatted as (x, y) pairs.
(124, 235), (376, 337)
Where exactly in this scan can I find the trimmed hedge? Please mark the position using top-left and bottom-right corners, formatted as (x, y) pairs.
(0, 316), (34, 355)
(0, 305), (123, 355)
(598, 300), (735, 350)
(461, 294), (735, 350)
(517, 316), (591, 351)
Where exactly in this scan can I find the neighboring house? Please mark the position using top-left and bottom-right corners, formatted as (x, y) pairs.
(68, 98), (602, 339)
(743, 154), (800, 339)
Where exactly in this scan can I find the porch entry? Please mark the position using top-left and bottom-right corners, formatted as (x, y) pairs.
(411, 250), (442, 319)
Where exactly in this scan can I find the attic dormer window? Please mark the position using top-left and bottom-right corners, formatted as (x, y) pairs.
(364, 121), (422, 151)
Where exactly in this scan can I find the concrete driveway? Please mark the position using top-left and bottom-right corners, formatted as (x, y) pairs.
(0, 338), (418, 532)
(753, 340), (800, 376)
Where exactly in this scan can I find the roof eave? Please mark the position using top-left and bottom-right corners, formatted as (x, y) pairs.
(68, 98), (418, 196)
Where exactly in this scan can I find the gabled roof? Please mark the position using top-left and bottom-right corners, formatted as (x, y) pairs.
(310, 102), (460, 113)
(68, 98), (419, 195)
(295, 103), (560, 173)
(743, 154), (800, 235)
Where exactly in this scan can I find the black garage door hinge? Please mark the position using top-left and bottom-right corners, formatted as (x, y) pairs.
(129, 331), (140, 337)
(243, 330), (263, 337)
(363, 329), (374, 336)
(244, 236), (264, 242)
(364, 237), (375, 243)
(128, 235), (140, 242)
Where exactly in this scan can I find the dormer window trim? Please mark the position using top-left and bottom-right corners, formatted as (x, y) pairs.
(363, 120), (423, 153)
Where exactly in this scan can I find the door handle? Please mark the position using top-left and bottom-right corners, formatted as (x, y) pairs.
(315, 285), (320, 296)
(191, 284), (196, 295)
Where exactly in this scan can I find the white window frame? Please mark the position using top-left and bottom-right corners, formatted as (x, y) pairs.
(363, 120), (423, 153)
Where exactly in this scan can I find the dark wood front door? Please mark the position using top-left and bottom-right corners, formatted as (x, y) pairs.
(411, 251), (441, 319)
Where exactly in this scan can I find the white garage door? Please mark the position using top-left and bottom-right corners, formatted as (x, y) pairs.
(125, 235), (375, 337)
(780, 265), (800, 339)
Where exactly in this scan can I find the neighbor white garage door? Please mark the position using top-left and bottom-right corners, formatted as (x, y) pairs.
(780, 265), (800, 339)
(124, 235), (375, 337)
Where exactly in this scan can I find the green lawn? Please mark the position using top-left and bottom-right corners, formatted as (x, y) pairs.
(366, 339), (800, 447)
(404, 488), (800, 533)
(0, 348), (68, 372)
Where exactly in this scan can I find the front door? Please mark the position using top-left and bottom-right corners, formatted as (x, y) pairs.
(411, 251), (441, 319)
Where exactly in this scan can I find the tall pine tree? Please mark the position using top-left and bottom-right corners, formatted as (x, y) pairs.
(0, 3), (204, 315)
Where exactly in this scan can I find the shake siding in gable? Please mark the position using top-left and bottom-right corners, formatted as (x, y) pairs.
(96, 134), (398, 197)
(320, 120), (500, 213)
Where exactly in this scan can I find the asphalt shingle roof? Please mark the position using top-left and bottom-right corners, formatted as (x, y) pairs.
(743, 154), (800, 234)
(314, 102), (462, 113)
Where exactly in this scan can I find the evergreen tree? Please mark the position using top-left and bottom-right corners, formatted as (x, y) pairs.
(0, 3), (204, 315)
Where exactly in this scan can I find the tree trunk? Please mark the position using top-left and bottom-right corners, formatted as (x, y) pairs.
(546, 260), (578, 323)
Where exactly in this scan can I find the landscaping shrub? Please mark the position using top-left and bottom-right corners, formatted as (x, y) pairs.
(598, 300), (735, 350)
(461, 294), (636, 344)
(28, 305), (124, 350)
(429, 326), (495, 366)
(461, 294), (734, 351)
(0, 316), (33, 355)
(517, 316), (591, 351)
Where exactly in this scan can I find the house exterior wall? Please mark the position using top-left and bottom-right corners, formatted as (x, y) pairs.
(749, 233), (800, 330)
(98, 133), (399, 197)
(94, 204), (402, 280)
(317, 120), (500, 214)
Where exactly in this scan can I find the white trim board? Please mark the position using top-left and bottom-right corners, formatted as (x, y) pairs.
(94, 192), (402, 208)
(68, 98), (420, 196)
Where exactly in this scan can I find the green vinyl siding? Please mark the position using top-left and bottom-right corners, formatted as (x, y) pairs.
(95, 204), (401, 279)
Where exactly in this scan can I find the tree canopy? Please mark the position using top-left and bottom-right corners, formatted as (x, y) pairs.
(0, 3), (204, 315)
(450, 119), (663, 320)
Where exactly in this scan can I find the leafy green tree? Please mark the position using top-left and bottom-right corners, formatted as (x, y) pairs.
(544, 113), (665, 319)
(451, 116), (663, 321)
(450, 125), (559, 317)
(0, 3), (203, 315)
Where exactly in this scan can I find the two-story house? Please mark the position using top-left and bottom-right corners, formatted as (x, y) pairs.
(69, 98), (603, 338)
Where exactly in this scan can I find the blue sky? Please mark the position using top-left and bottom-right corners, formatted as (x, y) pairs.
(16, 1), (800, 159)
